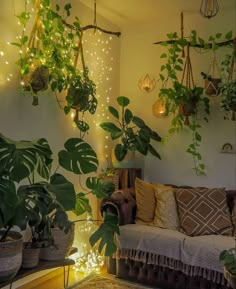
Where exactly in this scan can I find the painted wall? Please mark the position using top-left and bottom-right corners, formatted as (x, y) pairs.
(0, 0), (120, 218)
(119, 3), (236, 189)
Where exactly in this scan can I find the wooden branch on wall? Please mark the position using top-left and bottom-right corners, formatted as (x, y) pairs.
(153, 38), (235, 48)
(81, 25), (121, 37)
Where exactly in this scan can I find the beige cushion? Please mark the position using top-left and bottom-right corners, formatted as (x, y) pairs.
(175, 187), (233, 236)
(153, 186), (180, 230)
(135, 178), (155, 224)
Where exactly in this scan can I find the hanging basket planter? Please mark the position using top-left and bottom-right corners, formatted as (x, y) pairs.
(204, 77), (221, 96)
(179, 100), (197, 125)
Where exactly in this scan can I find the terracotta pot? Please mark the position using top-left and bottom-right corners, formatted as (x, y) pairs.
(178, 101), (197, 125)
(0, 230), (23, 282)
(39, 224), (75, 261)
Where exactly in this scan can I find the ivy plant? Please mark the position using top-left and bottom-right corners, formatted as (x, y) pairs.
(158, 32), (210, 175)
(12, 0), (96, 133)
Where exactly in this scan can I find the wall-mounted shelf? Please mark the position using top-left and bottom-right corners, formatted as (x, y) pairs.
(220, 151), (236, 154)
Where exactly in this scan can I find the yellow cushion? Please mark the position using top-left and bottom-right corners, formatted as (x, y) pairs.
(153, 185), (180, 230)
(135, 178), (155, 224)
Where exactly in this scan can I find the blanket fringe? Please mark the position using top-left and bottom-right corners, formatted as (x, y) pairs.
(117, 249), (225, 285)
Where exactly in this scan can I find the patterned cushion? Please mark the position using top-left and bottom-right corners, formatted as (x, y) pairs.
(135, 178), (155, 224)
(175, 187), (233, 236)
(153, 186), (180, 230)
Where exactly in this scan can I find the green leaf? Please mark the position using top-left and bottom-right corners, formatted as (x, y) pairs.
(124, 109), (133, 124)
(160, 53), (167, 58)
(117, 96), (130, 107)
(74, 192), (91, 216)
(132, 116), (145, 128)
(89, 212), (119, 256)
(114, 144), (127, 161)
(225, 31), (233, 40)
(108, 106), (119, 119)
(148, 144), (161, 159)
(58, 138), (98, 174)
(0, 178), (18, 228)
(47, 173), (76, 211)
(86, 177), (115, 198)
(75, 120), (90, 132)
(100, 123), (123, 140)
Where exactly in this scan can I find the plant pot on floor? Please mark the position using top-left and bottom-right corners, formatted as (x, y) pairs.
(22, 243), (40, 269)
(39, 224), (75, 261)
(0, 230), (23, 282)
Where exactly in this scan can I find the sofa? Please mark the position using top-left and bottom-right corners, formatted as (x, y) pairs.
(101, 178), (236, 289)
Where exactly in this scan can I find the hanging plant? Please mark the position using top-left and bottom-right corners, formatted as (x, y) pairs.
(158, 32), (210, 176)
(219, 38), (236, 120)
(12, 0), (97, 131)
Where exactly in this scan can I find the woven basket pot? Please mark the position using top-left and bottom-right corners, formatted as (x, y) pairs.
(22, 243), (40, 269)
(0, 230), (23, 282)
(39, 224), (75, 261)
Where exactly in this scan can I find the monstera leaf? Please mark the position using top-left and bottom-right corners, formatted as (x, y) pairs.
(89, 212), (119, 256)
(47, 173), (76, 211)
(58, 138), (98, 174)
(0, 178), (18, 228)
(0, 134), (52, 182)
(86, 177), (115, 199)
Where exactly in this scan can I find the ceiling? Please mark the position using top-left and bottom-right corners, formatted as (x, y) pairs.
(79, 0), (235, 28)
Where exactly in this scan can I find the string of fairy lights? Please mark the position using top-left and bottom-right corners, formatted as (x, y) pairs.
(0, 0), (118, 274)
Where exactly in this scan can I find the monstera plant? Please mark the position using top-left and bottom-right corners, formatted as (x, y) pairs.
(0, 133), (118, 256)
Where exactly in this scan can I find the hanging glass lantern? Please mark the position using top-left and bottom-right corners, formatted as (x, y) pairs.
(200, 0), (219, 19)
(152, 98), (166, 117)
(138, 74), (156, 93)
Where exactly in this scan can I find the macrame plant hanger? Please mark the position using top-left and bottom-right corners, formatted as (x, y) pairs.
(228, 39), (236, 121)
(180, 43), (195, 125)
(72, 32), (86, 122)
(24, 0), (49, 105)
(205, 49), (221, 97)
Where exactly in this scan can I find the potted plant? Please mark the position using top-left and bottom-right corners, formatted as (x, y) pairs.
(0, 133), (119, 278)
(13, 0), (97, 130)
(157, 32), (210, 175)
(220, 247), (236, 289)
(100, 96), (162, 164)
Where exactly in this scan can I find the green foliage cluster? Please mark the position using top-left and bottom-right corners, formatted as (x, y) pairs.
(12, 0), (96, 132)
(100, 96), (162, 162)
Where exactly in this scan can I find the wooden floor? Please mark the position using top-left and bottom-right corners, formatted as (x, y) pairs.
(17, 266), (107, 289)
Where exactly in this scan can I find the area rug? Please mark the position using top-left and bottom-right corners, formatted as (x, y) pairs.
(70, 274), (157, 289)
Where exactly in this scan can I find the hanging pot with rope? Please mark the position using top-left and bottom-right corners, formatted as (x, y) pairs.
(65, 33), (97, 123)
(177, 44), (203, 125)
(201, 49), (221, 96)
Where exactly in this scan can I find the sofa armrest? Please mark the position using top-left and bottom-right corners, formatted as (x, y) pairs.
(101, 189), (136, 225)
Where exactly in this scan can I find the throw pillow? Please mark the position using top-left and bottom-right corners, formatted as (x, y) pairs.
(135, 178), (155, 224)
(153, 186), (180, 230)
(175, 187), (233, 236)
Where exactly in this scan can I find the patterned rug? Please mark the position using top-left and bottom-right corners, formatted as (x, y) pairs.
(70, 274), (156, 289)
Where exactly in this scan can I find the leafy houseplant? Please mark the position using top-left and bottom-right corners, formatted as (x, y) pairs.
(100, 96), (162, 162)
(0, 133), (119, 257)
(13, 0), (97, 131)
(158, 32), (210, 175)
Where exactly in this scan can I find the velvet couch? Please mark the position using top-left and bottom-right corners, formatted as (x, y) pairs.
(101, 180), (236, 289)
